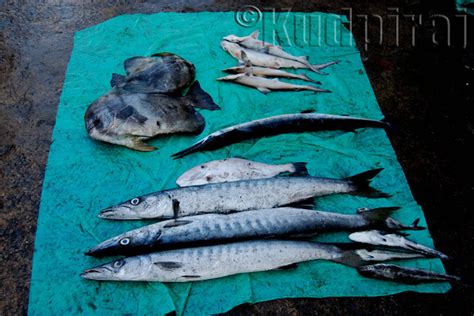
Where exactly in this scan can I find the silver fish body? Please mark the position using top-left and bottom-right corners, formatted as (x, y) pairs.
(357, 264), (461, 284)
(223, 65), (320, 83)
(176, 158), (308, 187)
(81, 240), (422, 282)
(220, 40), (338, 73)
(85, 85), (208, 151)
(217, 73), (330, 94)
(98, 168), (387, 220)
(349, 230), (449, 259)
(110, 54), (195, 94)
(87, 207), (422, 257)
(172, 113), (389, 158)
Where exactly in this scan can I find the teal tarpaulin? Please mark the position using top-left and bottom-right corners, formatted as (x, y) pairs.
(28, 12), (450, 315)
(456, 0), (474, 14)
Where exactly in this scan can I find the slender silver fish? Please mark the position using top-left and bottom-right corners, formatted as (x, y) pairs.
(87, 207), (423, 257)
(217, 73), (330, 94)
(224, 30), (310, 65)
(176, 158), (308, 187)
(81, 239), (422, 282)
(349, 230), (449, 260)
(221, 40), (338, 74)
(357, 264), (461, 284)
(223, 65), (320, 83)
(171, 113), (389, 158)
(98, 168), (388, 220)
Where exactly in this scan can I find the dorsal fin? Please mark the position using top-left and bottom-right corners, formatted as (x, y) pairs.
(249, 30), (260, 39)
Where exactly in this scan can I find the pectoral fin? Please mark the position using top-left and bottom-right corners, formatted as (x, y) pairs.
(257, 87), (271, 94)
(130, 138), (156, 151)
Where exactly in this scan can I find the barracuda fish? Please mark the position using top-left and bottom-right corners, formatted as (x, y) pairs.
(176, 158), (308, 187)
(85, 81), (217, 151)
(357, 264), (461, 284)
(221, 40), (338, 74)
(349, 230), (449, 260)
(110, 53), (196, 94)
(98, 168), (388, 220)
(171, 112), (388, 158)
(81, 239), (422, 282)
(87, 207), (423, 257)
(217, 73), (330, 94)
(223, 65), (320, 83)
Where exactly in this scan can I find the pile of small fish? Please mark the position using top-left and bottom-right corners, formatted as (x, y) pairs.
(82, 157), (459, 284)
(85, 53), (219, 151)
(219, 30), (338, 93)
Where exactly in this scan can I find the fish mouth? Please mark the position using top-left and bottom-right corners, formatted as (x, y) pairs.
(80, 267), (109, 280)
(97, 206), (131, 219)
(97, 208), (117, 219)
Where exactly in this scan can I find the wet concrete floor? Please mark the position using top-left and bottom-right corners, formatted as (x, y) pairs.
(0, 0), (473, 314)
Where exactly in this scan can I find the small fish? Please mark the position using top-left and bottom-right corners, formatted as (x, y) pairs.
(110, 53), (196, 94)
(86, 207), (423, 257)
(172, 112), (388, 158)
(85, 81), (217, 151)
(176, 158), (308, 187)
(348, 230), (449, 260)
(223, 31), (338, 74)
(223, 65), (320, 83)
(81, 239), (422, 282)
(98, 168), (388, 220)
(217, 73), (330, 94)
(221, 40), (338, 74)
(357, 264), (461, 284)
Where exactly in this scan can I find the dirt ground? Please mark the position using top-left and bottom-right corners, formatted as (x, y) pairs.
(0, 0), (473, 314)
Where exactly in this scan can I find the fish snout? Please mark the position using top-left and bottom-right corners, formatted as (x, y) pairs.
(97, 207), (118, 219)
(81, 267), (109, 280)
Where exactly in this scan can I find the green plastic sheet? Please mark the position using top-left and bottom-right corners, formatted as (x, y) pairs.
(28, 12), (450, 315)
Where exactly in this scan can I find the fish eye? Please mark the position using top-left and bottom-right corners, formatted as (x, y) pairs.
(119, 238), (130, 246)
(130, 198), (140, 205)
(113, 259), (124, 269)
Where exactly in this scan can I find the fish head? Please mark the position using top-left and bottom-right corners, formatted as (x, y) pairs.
(223, 34), (244, 43)
(356, 263), (392, 278)
(220, 40), (241, 58)
(81, 258), (141, 281)
(349, 230), (392, 245)
(85, 225), (162, 257)
(98, 193), (174, 220)
(176, 163), (212, 187)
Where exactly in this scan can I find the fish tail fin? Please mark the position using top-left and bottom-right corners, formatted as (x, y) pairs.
(291, 162), (309, 176)
(130, 138), (157, 152)
(110, 73), (127, 87)
(345, 168), (390, 198)
(358, 206), (399, 222)
(308, 60), (340, 74)
(299, 73), (321, 84)
(186, 81), (220, 111)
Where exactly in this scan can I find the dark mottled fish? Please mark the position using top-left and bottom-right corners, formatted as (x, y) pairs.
(86, 207), (423, 257)
(85, 81), (216, 151)
(110, 53), (196, 95)
(357, 264), (461, 284)
(172, 112), (389, 158)
(98, 168), (388, 220)
(81, 239), (422, 282)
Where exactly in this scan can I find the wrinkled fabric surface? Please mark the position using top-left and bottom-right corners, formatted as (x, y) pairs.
(28, 12), (450, 316)
(456, 0), (474, 14)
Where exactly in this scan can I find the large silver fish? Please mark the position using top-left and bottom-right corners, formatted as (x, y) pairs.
(357, 264), (461, 284)
(81, 239), (422, 282)
(171, 112), (389, 158)
(221, 40), (338, 74)
(110, 53), (196, 94)
(349, 230), (449, 259)
(85, 82), (217, 151)
(98, 168), (387, 220)
(176, 158), (308, 187)
(86, 207), (423, 257)
(217, 73), (330, 94)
